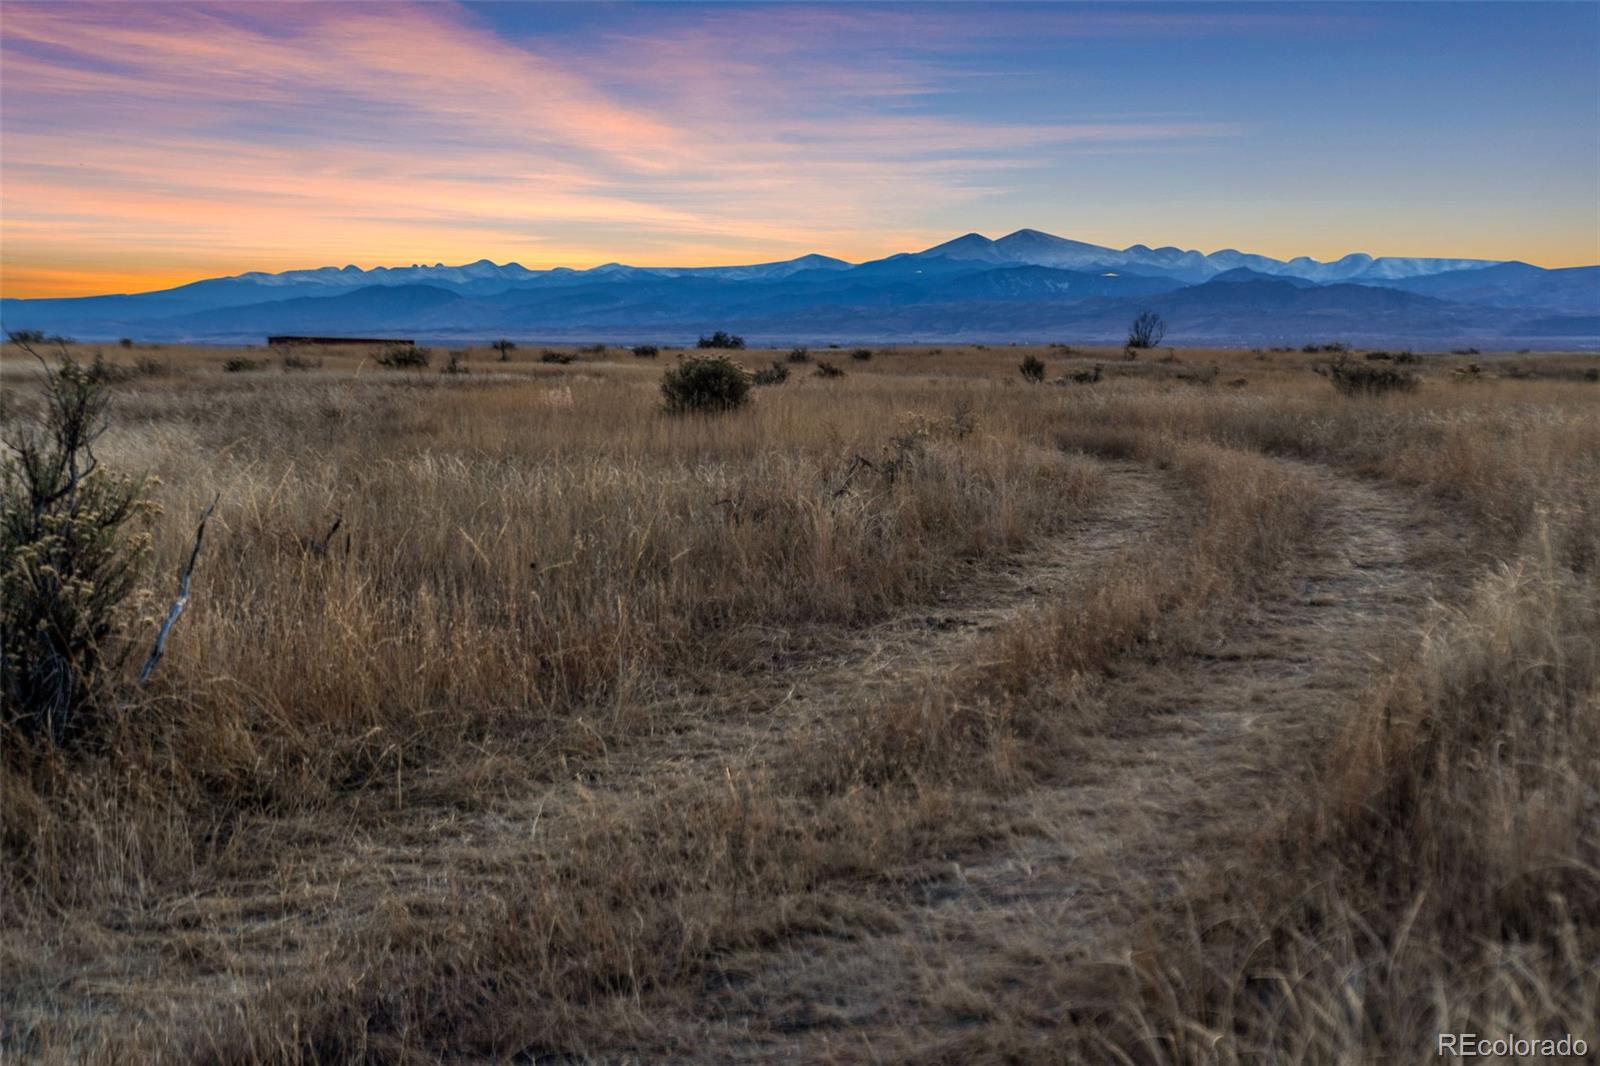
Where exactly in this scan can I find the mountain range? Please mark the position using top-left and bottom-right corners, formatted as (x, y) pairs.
(4, 229), (1596, 347)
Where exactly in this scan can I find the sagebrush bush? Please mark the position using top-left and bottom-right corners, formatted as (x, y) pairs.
(222, 358), (262, 373)
(632, 345), (660, 358)
(661, 355), (751, 413)
(1325, 355), (1418, 396)
(539, 350), (576, 364)
(751, 361), (789, 386)
(850, 348), (874, 361)
(1019, 355), (1046, 383)
(274, 346), (320, 371)
(376, 343), (429, 369)
(2, 352), (154, 746)
(815, 361), (845, 378)
(787, 347), (810, 363)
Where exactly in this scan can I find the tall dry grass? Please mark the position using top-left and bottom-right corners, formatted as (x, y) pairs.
(2, 344), (1597, 1062)
(2, 366), (1091, 912)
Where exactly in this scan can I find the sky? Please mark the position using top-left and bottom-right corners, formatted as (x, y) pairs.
(1, 1), (1597, 297)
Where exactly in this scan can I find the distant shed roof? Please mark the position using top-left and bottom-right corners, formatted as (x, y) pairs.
(268, 335), (414, 346)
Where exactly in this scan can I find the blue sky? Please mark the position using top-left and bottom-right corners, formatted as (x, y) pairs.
(2, 1), (1596, 296)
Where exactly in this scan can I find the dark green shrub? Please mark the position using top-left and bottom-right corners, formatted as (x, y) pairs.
(222, 358), (262, 373)
(661, 356), (750, 414)
(787, 347), (810, 363)
(696, 331), (745, 350)
(850, 348), (874, 361)
(1324, 355), (1418, 396)
(539, 350), (576, 365)
(2, 351), (153, 746)
(376, 342), (430, 368)
(632, 345), (660, 358)
(1019, 355), (1046, 383)
(578, 343), (607, 355)
(815, 361), (845, 379)
(752, 361), (789, 386)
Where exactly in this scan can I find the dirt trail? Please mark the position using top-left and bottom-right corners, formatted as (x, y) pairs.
(625, 460), (1182, 775)
(676, 462), (1445, 1063)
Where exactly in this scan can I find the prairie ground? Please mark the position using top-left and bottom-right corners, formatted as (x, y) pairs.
(2, 340), (1597, 1063)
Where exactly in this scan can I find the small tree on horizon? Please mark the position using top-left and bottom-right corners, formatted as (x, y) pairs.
(492, 338), (516, 361)
(1126, 310), (1167, 350)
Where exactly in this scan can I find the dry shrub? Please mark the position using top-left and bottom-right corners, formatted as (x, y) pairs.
(1324, 354), (1418, 396)
(375, 343), (429, 369)
(751, 361), (789, 386)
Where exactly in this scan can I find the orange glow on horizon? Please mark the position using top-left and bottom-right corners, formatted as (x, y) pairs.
(6, 230), (1597, 300)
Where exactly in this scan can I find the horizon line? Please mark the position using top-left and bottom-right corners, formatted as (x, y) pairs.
(7, 230), (1594, 301)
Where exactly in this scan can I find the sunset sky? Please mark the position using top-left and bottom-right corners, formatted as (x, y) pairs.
(2, 1), (1597, 298)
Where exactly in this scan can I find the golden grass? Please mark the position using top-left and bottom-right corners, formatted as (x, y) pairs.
(2, 341), (1596, 1062)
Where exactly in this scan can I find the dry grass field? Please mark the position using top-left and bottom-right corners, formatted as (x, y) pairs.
(2, 339), (1596, 1063)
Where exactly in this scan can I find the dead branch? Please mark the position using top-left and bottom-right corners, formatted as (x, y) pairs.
(138, 493), (219, 686)
(832, 454), (875, 498)
(308, 514), (343, 556)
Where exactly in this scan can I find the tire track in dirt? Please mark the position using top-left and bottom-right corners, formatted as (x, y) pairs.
(679, 462), (1448, 1064)
(623, 459), (1183, 776)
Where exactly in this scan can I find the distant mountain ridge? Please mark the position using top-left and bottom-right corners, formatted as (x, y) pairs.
(3, 228), (1596, 347)
(896, 229), (1503, 283)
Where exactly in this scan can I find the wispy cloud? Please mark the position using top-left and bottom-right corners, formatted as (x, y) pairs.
(0, 1), (1241, 294)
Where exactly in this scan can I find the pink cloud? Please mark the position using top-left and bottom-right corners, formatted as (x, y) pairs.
(0, 1), (1247, 294)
